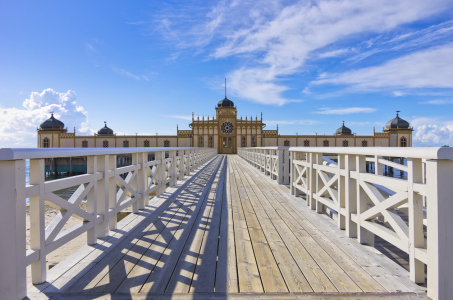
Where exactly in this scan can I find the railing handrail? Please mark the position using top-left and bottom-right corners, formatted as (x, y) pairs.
(0, 147), (212, 160)
(287, 146), (453, 160)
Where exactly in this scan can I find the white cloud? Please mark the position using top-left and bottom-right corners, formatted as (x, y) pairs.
(414, 123), (453, 146)
(211, 0), (452, 104)
(318, 48), (352, 58)
(168, 115), (193, 121)
(313, 43), (453, 91)
(315, 107), (376, 115)
(0, 89), (93, 148)
(419, 99), (453, 105)
(112, 66), (141, 80)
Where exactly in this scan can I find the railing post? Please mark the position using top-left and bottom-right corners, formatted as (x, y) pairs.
(277, 149), (284, 184)
(136, 152), (147, 210)
(86, 156), (98, 245)
(169, 150), (177, 186)
(426, 159), (453, 300)
(356, 154), (374, 246)
(308, 152), (316, 210)
(29, 159), (46, 284)
(0, 160), (27, 300)
(156, 151), (164, 197)
(345, 154), (357, 237)
(315, 153), (323, 213)
(284, 148), (290, 185)
(96, 155), (108, 238)
(108, 155), (117, 230)
(338, 154), (346, 230)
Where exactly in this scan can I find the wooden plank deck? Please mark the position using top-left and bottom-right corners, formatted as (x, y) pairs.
(27, 155), (427, 299)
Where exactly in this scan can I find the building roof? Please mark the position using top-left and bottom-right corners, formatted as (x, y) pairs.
(336, 121), (352, 135)
(385, 111), (410, 129)
(217, 96), (234, 108)
(97, 122), (114, 135)
(40, 113), (65, 130)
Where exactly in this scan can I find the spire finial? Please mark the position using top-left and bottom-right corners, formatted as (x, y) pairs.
(104, 121), (107, 127)
(225, 78), (226, 98)
(396, 110), (400, 117)
(343, 120), (345, 126)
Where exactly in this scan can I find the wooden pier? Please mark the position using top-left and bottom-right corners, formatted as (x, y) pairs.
(26, 155), (426, 299)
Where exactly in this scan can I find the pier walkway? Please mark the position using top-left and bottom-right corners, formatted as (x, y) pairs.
(27, 155), (426, 299)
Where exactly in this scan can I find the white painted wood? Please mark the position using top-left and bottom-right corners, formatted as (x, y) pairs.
(0, 160), (27, 300)
(29, 159), (46, 284)
(0, 146), (215, 298)
(426, 159), (453, 300)
(239, 145), (453, 298)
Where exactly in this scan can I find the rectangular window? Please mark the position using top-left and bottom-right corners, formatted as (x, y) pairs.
(144, 140), (150, 147)
(252, 135), (256, 147)
(242, 136), (246, 147)
(164, 140), (170, 147)
(82, 141), (88, 148)
(103, 141), (109, 148)
(123, 141), (129, 147)
(362, 140), (368, 147)
(343, 140), (348, 147)
(304, 140), (309, 147)
(284, 140), (290, 146)
(323, 140), (329, 147)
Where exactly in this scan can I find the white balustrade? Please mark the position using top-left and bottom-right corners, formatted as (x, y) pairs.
(238, 147), (290, 184)
(239, 146), (453, 300)
(0, 147), (217, 300)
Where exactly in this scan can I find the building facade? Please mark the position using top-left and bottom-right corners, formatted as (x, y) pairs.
(37, 99), (413, 153)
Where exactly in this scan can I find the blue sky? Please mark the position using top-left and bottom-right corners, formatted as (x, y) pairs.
(1, 0), (453, 147)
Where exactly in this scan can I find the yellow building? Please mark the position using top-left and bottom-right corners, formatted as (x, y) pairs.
(37, 99), (413, 152)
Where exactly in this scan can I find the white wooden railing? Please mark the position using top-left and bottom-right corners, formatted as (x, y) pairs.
(238, 147), (290, 184)
(239, 146), (453, 300)
(0, 147), (217, 300)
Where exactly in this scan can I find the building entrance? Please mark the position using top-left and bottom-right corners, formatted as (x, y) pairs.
(220, 136), (235, 154)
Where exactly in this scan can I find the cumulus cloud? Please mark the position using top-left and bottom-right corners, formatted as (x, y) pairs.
(414, 123), (453, 146)
(0, 88), (92, 147)
(313, 43), (453, 91)
(315, 107), (376, 114)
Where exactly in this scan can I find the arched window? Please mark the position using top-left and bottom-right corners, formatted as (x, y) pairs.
(199, 136), (203, 147)
(242, 136), (246, 147)
(82, 140), (88, 148)
(208, 136), (213, 148)
(144, 140), (150, 147)
(43, 137), (50, 148)
(284, 140), (290, 146)
(304, 140), (310, 147)
(103, 140), (109, 148)
(252, 135), (256, 147)
(164, 140), (170, 147)
(123, 140), (129, 147)
(362, 140), (368, 147)
(343, 140), (348, 147)
(400, 137), (407, 147)
(323, 140), (329, 147)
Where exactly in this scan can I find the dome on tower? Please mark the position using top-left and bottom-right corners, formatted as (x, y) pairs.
(97, 122), (114, 135)
(336, 121), (352, 135)
(385, 111), (410, 129)
(40, 113), (65, 130)
(217, 97), (234, 108)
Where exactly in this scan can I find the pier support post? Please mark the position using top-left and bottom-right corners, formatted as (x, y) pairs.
(108, 155), (117, 230)
(426, 159), (453, 300)
(345, 154), (357, 238)
(0, 160), (27, 300)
